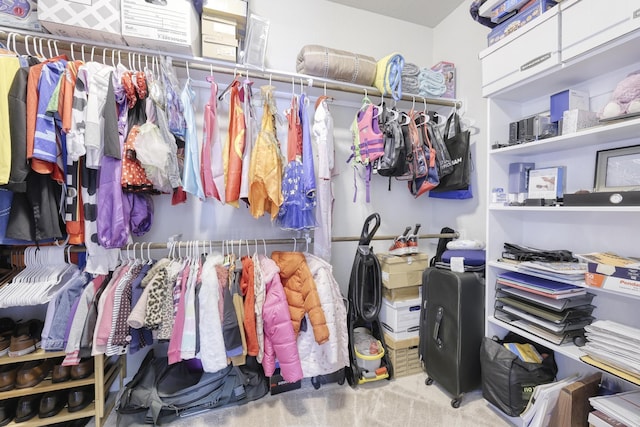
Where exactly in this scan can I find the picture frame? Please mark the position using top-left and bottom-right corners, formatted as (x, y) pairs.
(594, 145), (640, 192)
(527, 166), (565, 200)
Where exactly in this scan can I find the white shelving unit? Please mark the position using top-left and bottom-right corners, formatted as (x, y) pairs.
(482, 0), (640, 406)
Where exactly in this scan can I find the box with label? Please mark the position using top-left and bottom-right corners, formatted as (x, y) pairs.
(379, 296), (421, 336)
(377, 252), (429, 289)
(202, 15), (239, 42)
(550, 89), (590, 123)
(121, 0), (201, 56)
(38, 0), (124, 44)
(585, 272), (640, 296)
(202, 39), (237, 62)
(487, 0), (557, 46)
(0, 0), (41, 32)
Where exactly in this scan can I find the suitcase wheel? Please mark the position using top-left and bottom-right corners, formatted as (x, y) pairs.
(451, 398), (461, 409)
(425, 377), (434, 386)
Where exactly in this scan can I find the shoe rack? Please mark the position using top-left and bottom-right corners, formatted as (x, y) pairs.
(0, 351), (126, 427)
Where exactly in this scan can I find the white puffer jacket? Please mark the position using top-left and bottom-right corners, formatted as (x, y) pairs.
(297, 253), (349, 377)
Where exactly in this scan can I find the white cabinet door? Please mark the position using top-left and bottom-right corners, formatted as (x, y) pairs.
(480, 8), (560, 97)
(561, 0), (640, 62)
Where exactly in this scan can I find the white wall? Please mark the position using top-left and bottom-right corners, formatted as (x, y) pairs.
(140, 1), (489, 294)
(431, 1), (491, 243)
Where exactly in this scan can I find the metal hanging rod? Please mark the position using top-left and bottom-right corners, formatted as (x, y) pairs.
(1, 232), (459, 253)
(0, 27), (462, 109)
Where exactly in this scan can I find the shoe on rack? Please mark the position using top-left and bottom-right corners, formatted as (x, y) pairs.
(15, 359), (53, 389)
(14, 394), (42, 423)
(0, 362), (22, 392)
(70, 358), (94, 380)
(389, 226), (412, 256)
(0, 318), (15, 357)
(406, 223), (421, 254)
(68, 386), (94, 413)
(38, 390), (68, 418)
(52, 363), (71, 384)
(9, 319), (43, 358)
(0, 397), (18, 427)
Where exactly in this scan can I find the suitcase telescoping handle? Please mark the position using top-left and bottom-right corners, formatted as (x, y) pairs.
(433, 306), (444, 349)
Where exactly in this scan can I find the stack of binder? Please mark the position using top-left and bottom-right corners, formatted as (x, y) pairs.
(494, 271), (596, 345)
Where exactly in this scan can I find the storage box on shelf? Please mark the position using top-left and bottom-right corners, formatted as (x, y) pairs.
(121, 0), (201, 56)
(484, 0), (640, 415)
(0, 0), (41, 32)
(0, 351), (124, 427)
(38, 0), (125, 45)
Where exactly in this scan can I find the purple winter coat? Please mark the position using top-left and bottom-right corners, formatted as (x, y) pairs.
(260, 256), (303, 383)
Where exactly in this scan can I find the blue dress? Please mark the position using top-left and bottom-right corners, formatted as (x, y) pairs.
(277, 94), (317, 230)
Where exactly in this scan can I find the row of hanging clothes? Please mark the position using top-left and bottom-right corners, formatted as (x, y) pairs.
(0, 34), (337, 274)
(0, 241), (349, 382)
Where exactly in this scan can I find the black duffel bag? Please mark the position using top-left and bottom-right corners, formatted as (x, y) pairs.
(480, 333), (558, 417)
(117, 350), (268, 426)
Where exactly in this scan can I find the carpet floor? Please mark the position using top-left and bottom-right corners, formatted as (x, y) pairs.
(95, 372), (511, 427)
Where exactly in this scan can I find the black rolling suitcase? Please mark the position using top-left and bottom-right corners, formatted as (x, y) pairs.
(419, 267), (485, 408)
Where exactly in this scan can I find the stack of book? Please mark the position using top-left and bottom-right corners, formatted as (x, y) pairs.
(580, 320), (640, 385)
(494, 271), (596, 345)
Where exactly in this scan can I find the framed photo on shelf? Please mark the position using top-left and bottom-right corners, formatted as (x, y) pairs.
(527, 166), (565, 200)
(594, 145), (640, 192)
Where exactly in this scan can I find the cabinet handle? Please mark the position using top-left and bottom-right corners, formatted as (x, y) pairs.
(634, 9), (640, 19)
(520, 52), (552, 71)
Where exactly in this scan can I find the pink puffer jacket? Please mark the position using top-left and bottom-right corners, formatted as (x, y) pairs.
(260, 256), (303, 383)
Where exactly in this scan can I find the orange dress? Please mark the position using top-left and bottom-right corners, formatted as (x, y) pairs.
(223, 79), (245, 207)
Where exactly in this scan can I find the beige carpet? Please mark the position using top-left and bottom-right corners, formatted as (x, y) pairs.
(97, 372), (511, 427)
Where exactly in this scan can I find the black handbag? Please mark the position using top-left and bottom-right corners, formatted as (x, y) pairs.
(480, 334), (558, 417)
(431, 112), (471, 192)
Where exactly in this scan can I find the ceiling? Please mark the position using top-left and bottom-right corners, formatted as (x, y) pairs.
(326, 0), (467, 28)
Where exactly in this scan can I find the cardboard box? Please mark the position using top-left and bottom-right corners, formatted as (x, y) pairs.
(0, 0), (42, 32)
(121, 0), (201, 56)
(585, 272), (640, 296)
(202, 40), (237, 62)
(383, 285), (421, 302)
(38, 0), (124, 44)
(378, 252), (429, 289)
(550, 89), (590, 123)
(202, 0), (247, 31)
(379, 297), (421, 336)
(384, 333), (422, 378)
(487, 0), (557, 46)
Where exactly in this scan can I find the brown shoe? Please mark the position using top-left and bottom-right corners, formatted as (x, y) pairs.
(15, 359), (53, 389)
(9, 320), (43, 358)
(0, 363), (22, 392)
(70, 358), (94, 380)
(0, 318), (15, 357)
(52, 364), (71, 384)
